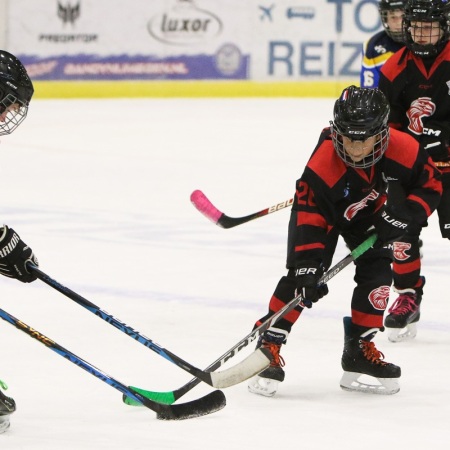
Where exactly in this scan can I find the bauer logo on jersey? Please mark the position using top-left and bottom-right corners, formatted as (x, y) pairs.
(393, 241), (412, 261)
(344, 189), (379, 221)
(407, 97), (436, 135)
(368, 285), (390, 310)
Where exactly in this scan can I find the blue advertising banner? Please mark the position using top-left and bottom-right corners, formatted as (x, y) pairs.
(7, 0), (381, 83)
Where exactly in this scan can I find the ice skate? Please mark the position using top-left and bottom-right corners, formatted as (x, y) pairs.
(248, 328), (287, 397)
(385, 286), (422, 343)
(0, 380), (16, 434)
(340, 317), (400, 395)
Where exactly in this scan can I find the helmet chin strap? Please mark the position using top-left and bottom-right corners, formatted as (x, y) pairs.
(410, 42), (440, 57)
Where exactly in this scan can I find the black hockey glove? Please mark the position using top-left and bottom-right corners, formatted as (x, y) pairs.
(295, 261), (328, 308)
(374, 205), (410, 247)
(421, 121), (450, 161)
(0, 226), (38, 283)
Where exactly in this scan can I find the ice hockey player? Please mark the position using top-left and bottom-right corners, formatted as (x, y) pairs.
(360, 1), (406, 88)
(378, 0), (450, 342)
(0, 50), (39, 433)
(247, 86), (442, 397)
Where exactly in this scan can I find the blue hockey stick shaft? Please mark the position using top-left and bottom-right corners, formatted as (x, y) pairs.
(0, 307), (225, 420)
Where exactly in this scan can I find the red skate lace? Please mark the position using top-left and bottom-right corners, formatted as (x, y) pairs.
(360, 341), (387, 366)
(388, 293), (417, 316)
(262, 342), (285, 368)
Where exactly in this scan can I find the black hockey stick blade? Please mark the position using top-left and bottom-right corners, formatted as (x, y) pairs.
(190, 189), (293, 229)
(0, 307), (225, 420)
(155, 390), (226, 420)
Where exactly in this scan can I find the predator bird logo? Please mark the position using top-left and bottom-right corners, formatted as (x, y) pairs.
(393, 241), (412, 261)
(368, 285), (390, 310)
(344, 189), (379, 221)
(407, 97), (436, 135)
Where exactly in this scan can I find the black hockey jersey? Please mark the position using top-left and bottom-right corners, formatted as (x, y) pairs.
(288, 127), (442, 266)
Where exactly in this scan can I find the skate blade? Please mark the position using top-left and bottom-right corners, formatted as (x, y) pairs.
(387, 323), (417, 343)
(340, 371), (400, 395)
(248, 375), (279, 397)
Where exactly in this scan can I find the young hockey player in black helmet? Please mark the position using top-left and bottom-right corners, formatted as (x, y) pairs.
(378, 0), (450, 342)
(0, 50), (39, 433)
(361, 1), (406, 88)
(247, 86), (442, 397)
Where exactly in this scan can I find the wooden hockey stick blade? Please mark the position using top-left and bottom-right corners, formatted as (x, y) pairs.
(190, 189), (293, 229)
(161, 346), (270, 388)
(207, 347), (271, 388)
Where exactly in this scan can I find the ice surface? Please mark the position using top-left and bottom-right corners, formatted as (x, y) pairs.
(0, 97), (449, 449)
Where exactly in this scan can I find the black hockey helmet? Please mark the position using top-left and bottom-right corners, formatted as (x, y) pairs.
(403, 0), (450, 57)
(330, 86), (390, 168)
(379, 0), (406, 42)
(0, 50), (34, 136)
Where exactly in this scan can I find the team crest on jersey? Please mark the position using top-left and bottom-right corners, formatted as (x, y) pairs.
(344, 189), (379, 221)
(368, 285), (390, 310)
(393, 241), (412, 261)
(407, 97), (436, 135)
(374, 45), (387, 54)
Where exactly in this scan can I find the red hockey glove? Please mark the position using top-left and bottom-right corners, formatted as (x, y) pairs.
(295, 261), (328, 308)
(0, 226), (38, 283)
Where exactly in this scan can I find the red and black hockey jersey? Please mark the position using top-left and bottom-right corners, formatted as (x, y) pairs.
(379, 41), (450, 164)
(289, 127), (442, 266)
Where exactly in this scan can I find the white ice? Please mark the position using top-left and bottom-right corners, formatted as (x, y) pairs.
(0, 97), (449, 449)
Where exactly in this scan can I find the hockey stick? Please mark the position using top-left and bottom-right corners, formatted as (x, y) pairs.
(191, 189), (293, 229)
(28, 265), (271, 389)
(0, 307), (225, 420)
(124, 233), (378, 405)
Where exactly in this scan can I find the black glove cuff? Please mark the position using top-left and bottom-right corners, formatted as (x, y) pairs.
(295, 260), (322, 278)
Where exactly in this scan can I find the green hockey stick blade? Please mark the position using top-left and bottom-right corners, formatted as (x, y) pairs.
(123, 386), (175, 405)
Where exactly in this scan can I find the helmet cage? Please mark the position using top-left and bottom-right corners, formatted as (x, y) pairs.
(331, 86), (390, 169)
(379, 1), (406, 42)
(331, 125), (390, 169)
(0, 92), (28, 136)
(402, 0), (450, 57)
